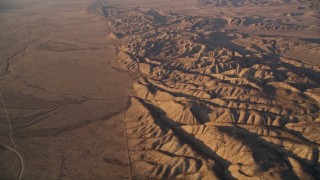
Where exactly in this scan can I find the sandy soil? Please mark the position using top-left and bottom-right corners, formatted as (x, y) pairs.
(0, 0), (131, 179)
(1, 0), (320, 179)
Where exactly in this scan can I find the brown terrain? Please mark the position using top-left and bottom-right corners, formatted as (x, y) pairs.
(0, 0), (131, 179)
(1, 0), (320, 179)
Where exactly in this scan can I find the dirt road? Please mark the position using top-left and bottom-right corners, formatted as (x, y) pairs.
(0, 0), (131, 179)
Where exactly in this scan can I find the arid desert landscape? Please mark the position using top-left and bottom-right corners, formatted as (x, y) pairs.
(1, 0), (320, 179)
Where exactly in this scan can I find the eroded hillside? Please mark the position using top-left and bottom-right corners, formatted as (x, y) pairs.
(90, 0), (320, 179)
(198, 0), (319, 7)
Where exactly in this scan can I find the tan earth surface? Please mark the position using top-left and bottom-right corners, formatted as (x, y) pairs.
(1, 0), (320, 179)
(0, 0), (131, 179)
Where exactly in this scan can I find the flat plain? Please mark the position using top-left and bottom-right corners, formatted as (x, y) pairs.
(0, 0), (131, 179)
(1, 0), (320, 179)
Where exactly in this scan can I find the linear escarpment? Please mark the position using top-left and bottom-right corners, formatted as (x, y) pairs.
(98, 1), (320, 179)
